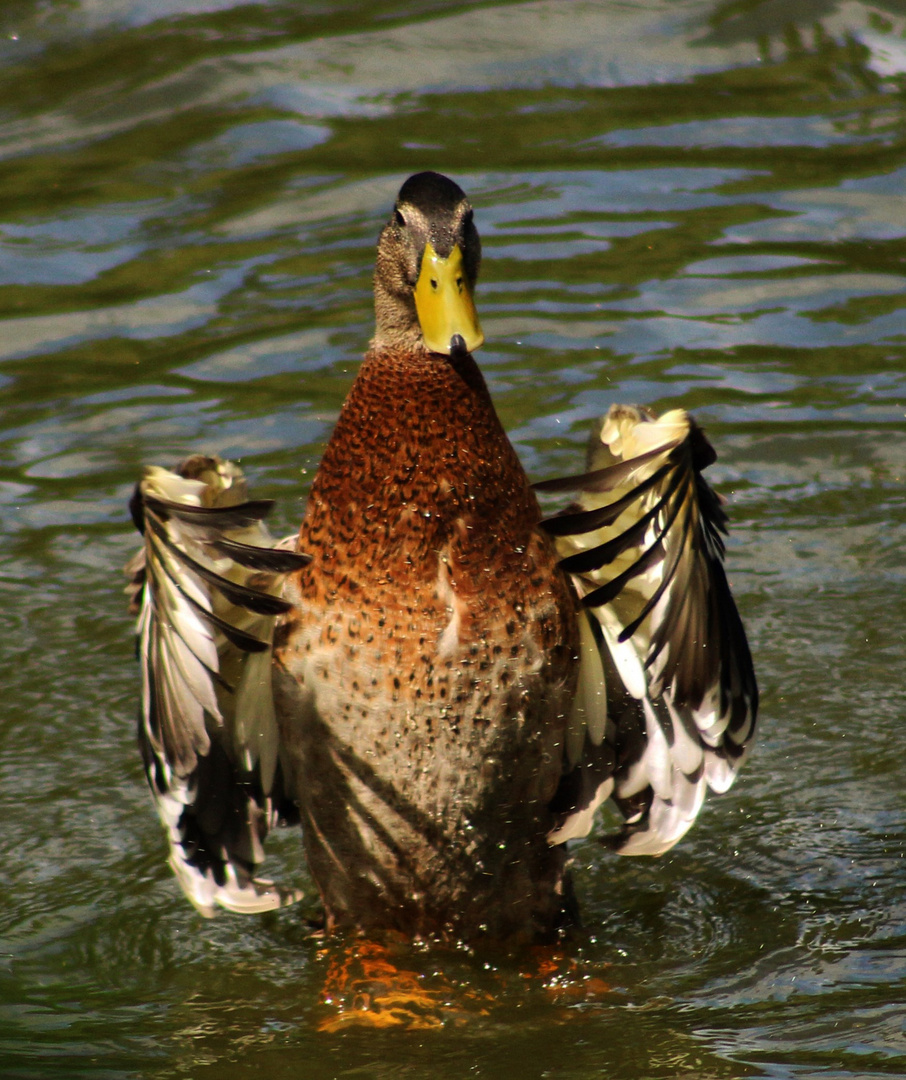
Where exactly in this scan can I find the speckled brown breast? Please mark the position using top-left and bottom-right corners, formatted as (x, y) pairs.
(273, 347), (580, 941)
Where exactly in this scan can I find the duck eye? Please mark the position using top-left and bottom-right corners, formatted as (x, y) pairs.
(463, 208), (474, 226)
(394, 208), (406, 228)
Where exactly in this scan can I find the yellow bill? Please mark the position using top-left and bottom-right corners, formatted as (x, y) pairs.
(414, 242), (484, 355)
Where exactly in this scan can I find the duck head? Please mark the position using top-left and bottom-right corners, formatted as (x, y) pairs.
(372, 171), (484, 357)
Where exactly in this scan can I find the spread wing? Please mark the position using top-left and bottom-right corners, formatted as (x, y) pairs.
(538, 405), (757, 855)
(125, 455), (310, 914)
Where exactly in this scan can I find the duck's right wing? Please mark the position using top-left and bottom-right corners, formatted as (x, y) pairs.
(125, 455), (310, 915)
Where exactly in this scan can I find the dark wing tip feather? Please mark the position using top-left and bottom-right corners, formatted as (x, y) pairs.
(129, 482), (145, 534)
(143, 513), (294, 617)
(541, 461), (674, 538)
(210, 537), (311, 572)
(533, 443), (674, 496)
(143, 494), (277, 530)
(687, 416), (718, 471)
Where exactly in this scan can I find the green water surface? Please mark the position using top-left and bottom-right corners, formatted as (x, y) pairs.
(1, 1), (905, 1077)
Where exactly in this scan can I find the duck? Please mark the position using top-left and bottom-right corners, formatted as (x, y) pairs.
(125, 171), (757, 943)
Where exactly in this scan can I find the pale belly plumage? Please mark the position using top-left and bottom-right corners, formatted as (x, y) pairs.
(273, 527), (579, 941)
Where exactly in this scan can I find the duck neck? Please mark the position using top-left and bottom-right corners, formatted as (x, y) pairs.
(300, 347), (539, 565)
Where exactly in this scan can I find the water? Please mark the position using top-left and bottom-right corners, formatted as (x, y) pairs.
(1, 0), (905, 1075)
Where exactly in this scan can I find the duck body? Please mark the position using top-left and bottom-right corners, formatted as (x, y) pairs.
(126, 172), (757, 944)
(273, 344), (579, 939)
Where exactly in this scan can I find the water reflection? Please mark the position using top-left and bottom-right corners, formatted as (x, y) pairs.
(1, 0), (905, 1076)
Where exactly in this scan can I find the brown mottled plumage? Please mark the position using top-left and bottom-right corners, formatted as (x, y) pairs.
(126, 172), (757, 942)
(273, 344), (579, 939)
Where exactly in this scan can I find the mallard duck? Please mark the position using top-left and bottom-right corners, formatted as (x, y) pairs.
(125, 172), (757, 942)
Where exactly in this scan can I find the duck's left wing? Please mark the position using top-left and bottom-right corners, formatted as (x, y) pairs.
(538, 406), (757, 855)
(125, 455), (310, 915)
